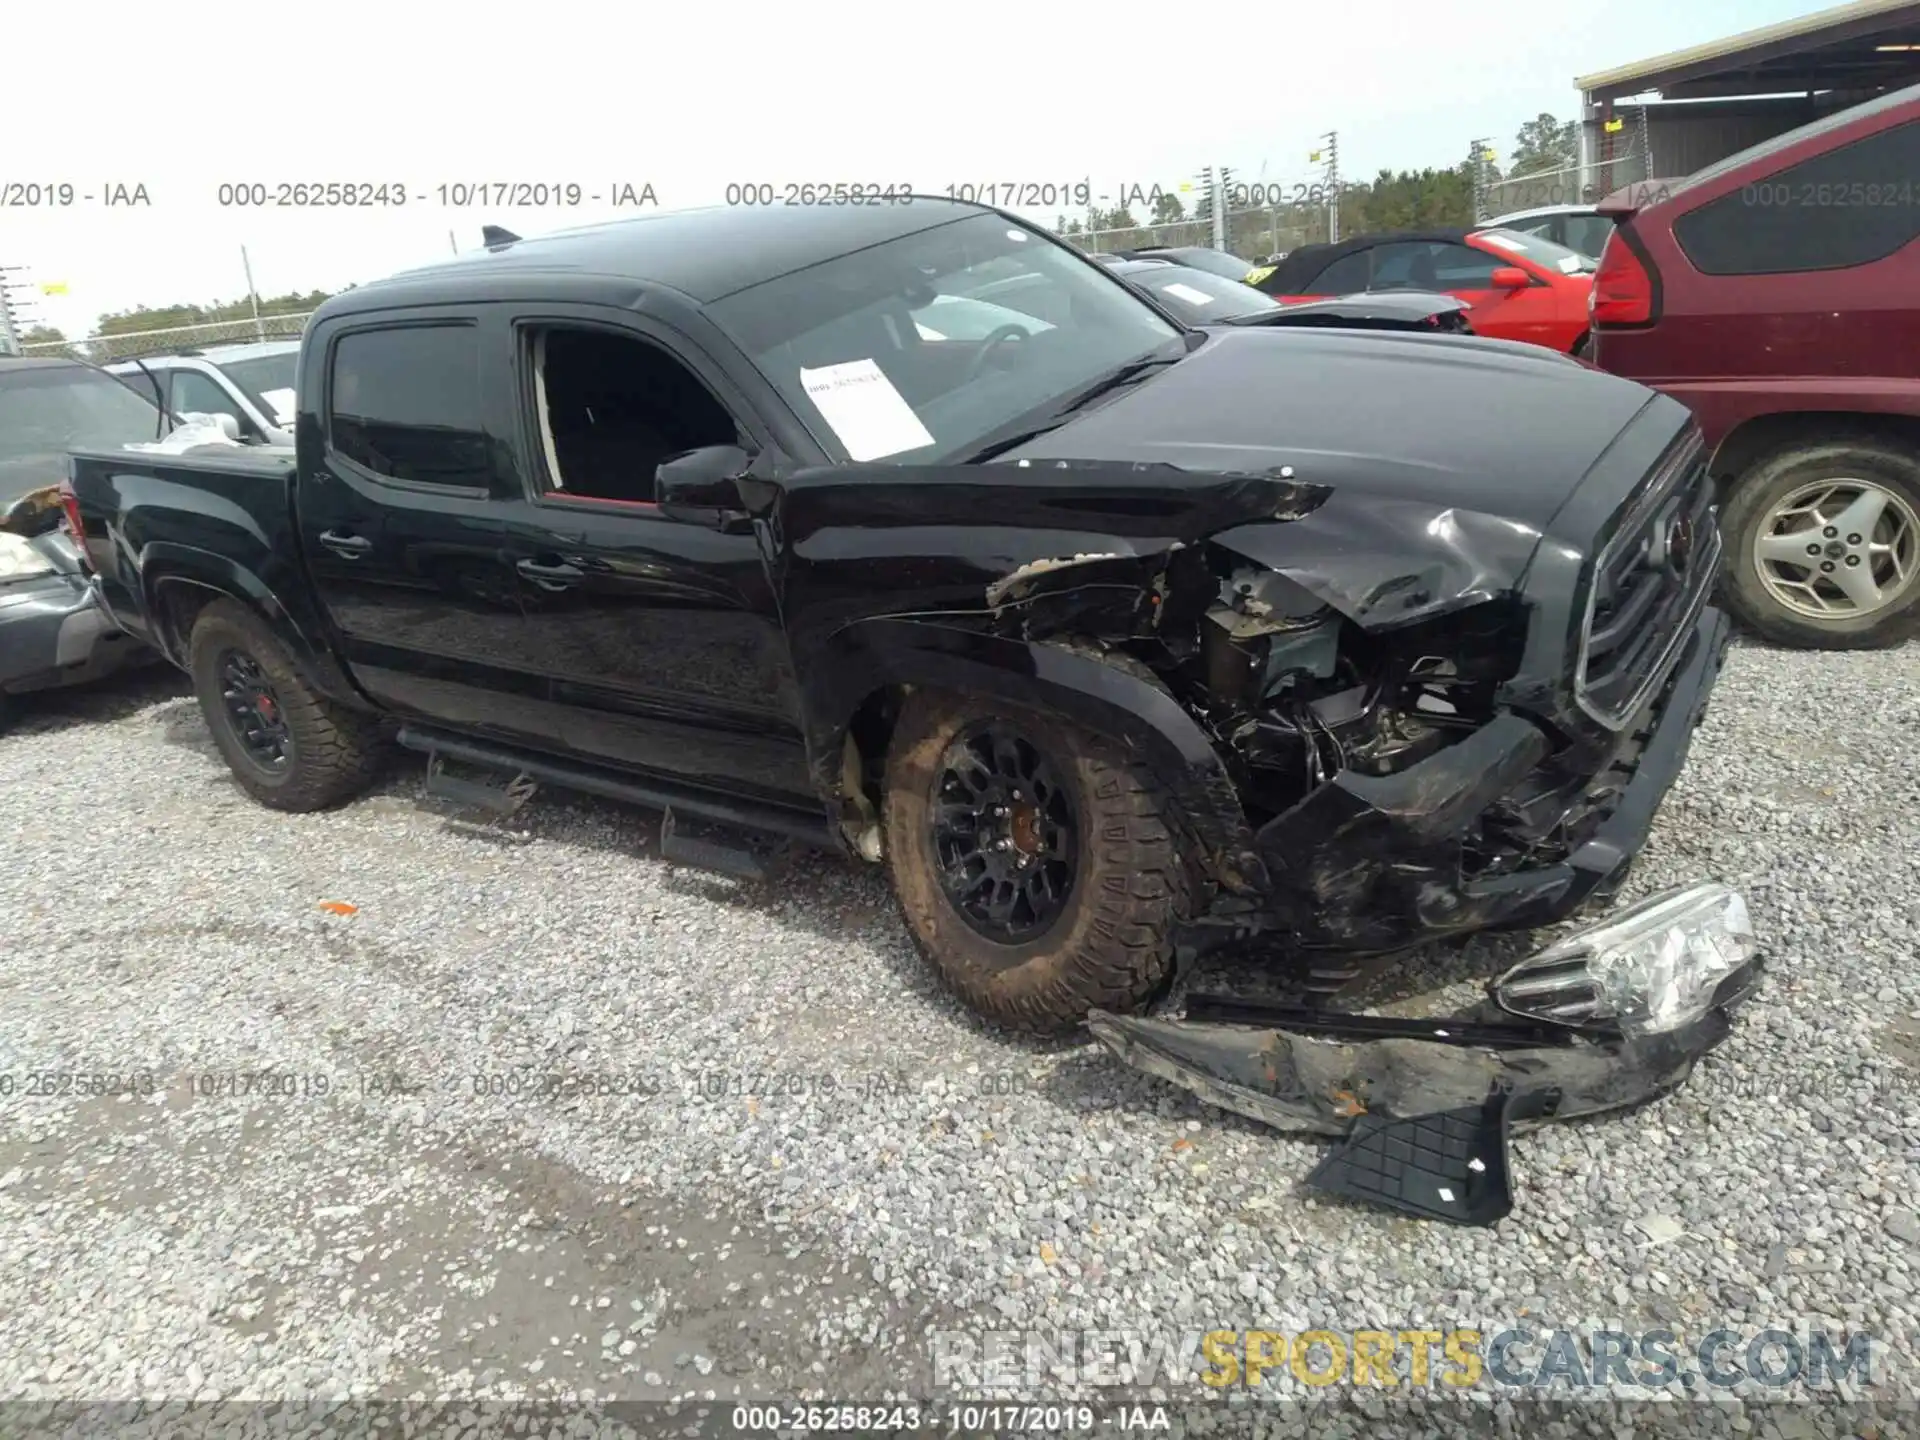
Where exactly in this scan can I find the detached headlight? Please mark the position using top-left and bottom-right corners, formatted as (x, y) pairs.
(1495, 882), (1758, 1037)
(0, 532), (57, 583)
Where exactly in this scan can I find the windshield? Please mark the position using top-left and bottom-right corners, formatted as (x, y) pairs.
(0, 364), (165, 502)
(1474, 227), (1596, 274)
(1150, 249), (1259, 281)
(708, 212), (1182, 464)
(217, 351), (300, 423)
(1125, 265), (1277, 322)
(913, 295), (1056, 341)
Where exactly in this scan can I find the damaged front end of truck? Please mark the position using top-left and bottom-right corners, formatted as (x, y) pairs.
(764, 432), (1747, 1221)
(774, 437), (1729, 967)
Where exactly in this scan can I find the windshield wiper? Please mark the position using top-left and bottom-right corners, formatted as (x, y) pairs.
(954, 348), (1186, 465)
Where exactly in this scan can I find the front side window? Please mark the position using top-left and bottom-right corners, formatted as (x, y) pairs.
(219, 351), (300, 424)
(328, 325), (491, 488)
(169, 369), (246, 425)
(1672, 120), (1920, 276)
(708, 213), (1181, 464)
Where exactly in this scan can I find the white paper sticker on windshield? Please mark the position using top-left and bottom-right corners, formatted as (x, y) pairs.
(1162, 282), (1216, 307)
(1479, 233), (1528, 252)
(1557, 255), (1583, 274)
(799, 359), (935, 462)
(260, 387), (296, 423)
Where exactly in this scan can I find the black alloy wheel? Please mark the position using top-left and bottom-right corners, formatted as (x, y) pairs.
(217, 648), (292, 768)
(930, 721), (1079, 945)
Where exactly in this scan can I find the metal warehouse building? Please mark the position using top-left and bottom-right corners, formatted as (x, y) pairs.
(1575, 0), (1920, 199)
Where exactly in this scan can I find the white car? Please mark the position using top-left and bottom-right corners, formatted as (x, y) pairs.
(1483, 204), (1615, 262)
(108, 340), (300, 446)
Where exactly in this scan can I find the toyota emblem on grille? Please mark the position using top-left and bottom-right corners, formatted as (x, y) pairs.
(1644, 503), (1695, 578)
(1665, 512), (1695, 575)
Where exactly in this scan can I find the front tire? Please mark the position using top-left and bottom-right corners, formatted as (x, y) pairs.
(883, 692), (1188, 1035)
(188, 599), (386, 810)
(1719, 440), (1920, 649)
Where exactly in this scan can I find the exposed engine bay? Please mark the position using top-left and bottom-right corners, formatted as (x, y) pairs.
(981, 541), (1534, 853)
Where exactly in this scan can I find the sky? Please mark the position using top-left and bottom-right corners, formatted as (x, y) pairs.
(7, 0), (1833, 339)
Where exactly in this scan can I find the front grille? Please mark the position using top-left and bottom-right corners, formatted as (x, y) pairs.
(1576, 433), (1719, 729)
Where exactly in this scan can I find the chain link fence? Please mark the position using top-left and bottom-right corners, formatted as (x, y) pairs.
(1476, 112), (1655, 219)
(23, 312), (313, 365)
(1071, 202), (1337, 264)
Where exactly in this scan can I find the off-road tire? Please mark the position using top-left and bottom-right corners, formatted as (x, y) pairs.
(883, 691), (1189, 1034)
(188, 599), (386, 811)
(1719, 439), (1920, 650)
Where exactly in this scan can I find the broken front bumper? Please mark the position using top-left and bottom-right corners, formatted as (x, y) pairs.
(1248, 603), (1733, 955)
(1090, 881), (1762, 1225)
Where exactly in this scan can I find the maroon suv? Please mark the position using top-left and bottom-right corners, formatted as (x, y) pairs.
(1591, 83), (1920, 649)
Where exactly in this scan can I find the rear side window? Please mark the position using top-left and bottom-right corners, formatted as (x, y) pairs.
(1303, 251), (1373, 294)
(328, 324), (491, 488)
(1671, 120), (1920, 276)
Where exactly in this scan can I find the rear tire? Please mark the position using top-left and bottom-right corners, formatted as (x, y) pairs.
(883, 691), (1188, 1035)
(188, 599), (386, 810)
(1719, 440), (1920, 650)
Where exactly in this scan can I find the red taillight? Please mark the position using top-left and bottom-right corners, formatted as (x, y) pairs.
(1591, 227), (1656, 327)
(58, 481), (87, 553)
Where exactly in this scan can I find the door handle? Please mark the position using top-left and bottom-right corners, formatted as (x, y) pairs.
(318, 530), (371, 557)
(516, 558), (585, 585)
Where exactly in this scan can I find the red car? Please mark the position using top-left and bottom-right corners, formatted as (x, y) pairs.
(1591, 82), (1920, 650)
(1247, 227), (1596, 354)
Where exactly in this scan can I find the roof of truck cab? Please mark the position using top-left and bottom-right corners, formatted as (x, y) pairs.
(352, 198), (995, 308)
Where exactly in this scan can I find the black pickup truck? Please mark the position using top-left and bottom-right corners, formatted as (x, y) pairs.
(66, 198), (1730, 1034)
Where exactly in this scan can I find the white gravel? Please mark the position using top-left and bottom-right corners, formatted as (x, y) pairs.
(2, 640), (1918, 1436)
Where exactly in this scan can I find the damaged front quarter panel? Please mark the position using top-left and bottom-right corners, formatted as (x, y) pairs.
(773, 457), (1340, 887)
(769, 454), (1562, 929)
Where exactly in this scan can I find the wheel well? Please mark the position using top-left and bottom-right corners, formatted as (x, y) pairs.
(1569, 331), (1590, 357)
(151, 577), (229, 663)
(1709, 412), (1920, 495)
(844, 684), (906, 799)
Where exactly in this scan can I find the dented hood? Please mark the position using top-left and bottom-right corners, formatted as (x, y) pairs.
(1005, 326), (1662, 531)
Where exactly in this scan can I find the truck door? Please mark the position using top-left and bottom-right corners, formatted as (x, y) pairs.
(298, 311), (552, 741)
(486, 310), (815, 806)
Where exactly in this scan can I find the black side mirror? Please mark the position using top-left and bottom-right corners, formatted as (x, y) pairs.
(656, 444), (754, 531)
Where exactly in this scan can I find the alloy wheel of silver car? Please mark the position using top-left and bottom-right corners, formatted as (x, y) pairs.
(1751, 477), (1919, 620)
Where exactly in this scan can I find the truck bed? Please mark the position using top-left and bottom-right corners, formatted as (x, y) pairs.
(67, 444), (306, 666)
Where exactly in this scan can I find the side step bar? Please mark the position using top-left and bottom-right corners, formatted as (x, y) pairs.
(397, 727), (840, 875)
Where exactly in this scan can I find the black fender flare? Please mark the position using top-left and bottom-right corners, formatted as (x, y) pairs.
(138, 545), (365, 709)
(803, 616), (1268, 895)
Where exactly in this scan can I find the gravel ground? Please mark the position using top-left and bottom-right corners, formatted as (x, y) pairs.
(1, 640), (1917, 1438)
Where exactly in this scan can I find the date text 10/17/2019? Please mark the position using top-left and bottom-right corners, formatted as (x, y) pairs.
(210, 182), (661, 209)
